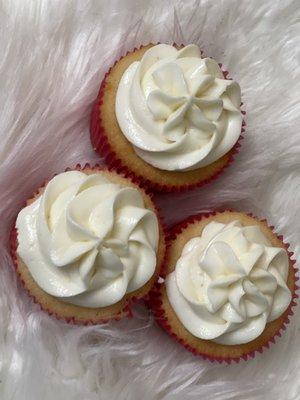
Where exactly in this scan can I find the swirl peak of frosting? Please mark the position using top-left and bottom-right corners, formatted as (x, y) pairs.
(16, 171), (159, 308)
(166, 220), (291, 345)
(116, 44), (242, 171)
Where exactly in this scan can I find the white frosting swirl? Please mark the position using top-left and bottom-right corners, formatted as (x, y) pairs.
(116, 44), (242, 171)
(166, 220), (291, 345)
(16, 171), (159, 308)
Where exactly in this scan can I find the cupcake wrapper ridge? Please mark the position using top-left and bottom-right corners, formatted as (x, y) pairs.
(10, 164), (167, 325)
(147, 210), (299, 363)
(90, 44), (246, 193)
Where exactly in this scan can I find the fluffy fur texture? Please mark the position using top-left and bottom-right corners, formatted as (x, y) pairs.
(0, 0), (299, 399)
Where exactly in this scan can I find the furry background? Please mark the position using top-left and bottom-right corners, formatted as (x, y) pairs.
(0, 0), (299, 399)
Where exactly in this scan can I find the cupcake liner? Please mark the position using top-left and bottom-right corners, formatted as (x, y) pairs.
(10, 163), (167, 325)
(147, 210), (298, 363)
(90, 44), (246, 193)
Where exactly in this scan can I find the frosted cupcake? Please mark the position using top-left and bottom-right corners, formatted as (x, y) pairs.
(10, 166), (166, 324)
(90, 44), (244, 192)
(149, 211), (297, 362)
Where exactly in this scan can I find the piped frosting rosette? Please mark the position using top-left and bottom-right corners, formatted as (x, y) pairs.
(16, 171), (159, 309)
(116, 44), (243, 171)
(166, 220), (291, 345)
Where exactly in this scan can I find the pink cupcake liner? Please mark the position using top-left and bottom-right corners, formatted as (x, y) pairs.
(147, 210), (299, 363)
(10, 163), (167, 325)
(90, 44), (246, 193)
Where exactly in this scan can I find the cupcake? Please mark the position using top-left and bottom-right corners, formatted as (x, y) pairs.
(90, 43), (244, 192)
(10, 165), (166, 324)
(149, 211), (297, 362)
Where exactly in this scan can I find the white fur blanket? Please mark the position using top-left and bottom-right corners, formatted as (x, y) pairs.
(0, 1), (299, 399)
